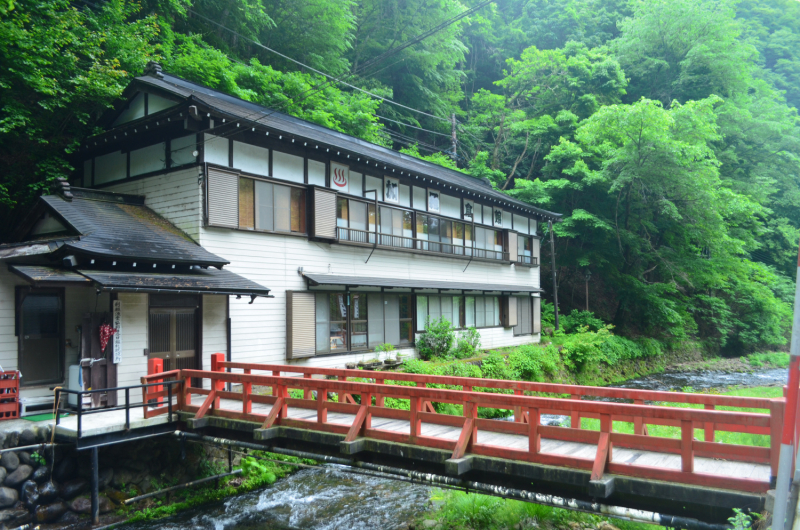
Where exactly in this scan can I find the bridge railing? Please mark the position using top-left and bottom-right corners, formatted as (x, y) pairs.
(217, 360), (782, 472)
(162, 360), (780, 494)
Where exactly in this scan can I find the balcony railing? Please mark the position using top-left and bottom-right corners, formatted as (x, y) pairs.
(516, 255), (539, 266)
(337, 227), (509, 261)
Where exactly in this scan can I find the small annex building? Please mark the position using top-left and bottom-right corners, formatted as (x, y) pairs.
(0, 62), (561, 411)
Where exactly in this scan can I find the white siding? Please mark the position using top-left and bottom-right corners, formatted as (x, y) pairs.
(202, 295), (228, 372)
(105, 167), (202, 240)
(198, 227), (540, 368)
(0, 268), (22, 381)
(114, 293), (148, 404)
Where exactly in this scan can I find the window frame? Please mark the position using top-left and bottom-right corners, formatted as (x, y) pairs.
(238, 175), (308, 236)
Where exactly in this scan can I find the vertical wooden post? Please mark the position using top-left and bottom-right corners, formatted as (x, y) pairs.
(272, 370), (280, 396)
(303, 373), (312, 399)
(513, 389), (522, 423)
(592, 414), (612, 480)
(364, 392), (373, 429)
(681, 420), (694, 473)
(704, 404), (715, 442)
(210, 353), (224, 409)
(184, 373), (192, 407)
(633, 399), (645, 435)
(243, 369), (252, 414)
(317, 387), (327, 423)
(771, 398), (786, 480)
(528, 407), (540, 454)
(570, 394), (581, 429)
(375, 378), (385, 407)
(462, 385), (471, 417)
(148, 359), (164, 406)
(410, 397), (421, 441)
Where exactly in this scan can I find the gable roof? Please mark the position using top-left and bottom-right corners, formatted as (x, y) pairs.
(106, 69), (562, 222)
(5, 188), (228, 268)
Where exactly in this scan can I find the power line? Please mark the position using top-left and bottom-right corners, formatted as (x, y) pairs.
(186, 9), (450, 123)
(377, 115), (451, 138)
(353, 0), (495, 75)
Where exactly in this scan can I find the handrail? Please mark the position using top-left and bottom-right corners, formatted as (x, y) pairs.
(337, 226), (509, 262)
(516, 255), (538, 266)
(55, 379), (181, 439)
(218, 361), (773, 409)
(174, 366), (779, 493)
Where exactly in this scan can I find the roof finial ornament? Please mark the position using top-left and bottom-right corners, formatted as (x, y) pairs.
(144, 61), (164, 79)
(53, 177), (73, 201)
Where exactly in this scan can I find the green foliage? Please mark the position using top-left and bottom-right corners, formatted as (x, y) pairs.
(479, 352), (515, 381)
(507, 344), (560, 381)
(560, 310), (605, 333)
(240, 456), (277, 484)
(453, 328), (481, 359)
(375, 343), (395, 353)
(417, 317), (456, 361)
(745, 352), (790, 368)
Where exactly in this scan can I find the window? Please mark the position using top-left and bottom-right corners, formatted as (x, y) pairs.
(17, 290), (63, 386)
(416, 295), (499, 330)
(417, 214), (468, 255)
(518, 235), (534, 264)
(238, 177), (306, 233)
(379, 206), (412, 247)
(315, 292), (412, 353)
(474, 227), (503, 259)
(337, 197), (376, 243)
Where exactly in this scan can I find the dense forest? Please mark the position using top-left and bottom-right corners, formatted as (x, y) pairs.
(2, 0), (799, 353)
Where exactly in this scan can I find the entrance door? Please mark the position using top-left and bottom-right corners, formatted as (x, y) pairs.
(148, 295), (199, 372)
(81, 312), (118, 408)
(18, 291), (63, 386)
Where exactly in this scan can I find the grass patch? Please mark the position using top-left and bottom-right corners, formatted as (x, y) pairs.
(744, 352), (790, 368)
(423, 488), (661, 530)
(578, 386), (782, 447)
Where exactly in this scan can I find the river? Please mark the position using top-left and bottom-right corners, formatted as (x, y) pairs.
(124, 367), (788, 530)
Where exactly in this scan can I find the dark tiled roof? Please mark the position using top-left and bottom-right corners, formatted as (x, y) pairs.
(132, 73), (562, 221)
(9, 265), (91, 284)
(79, 268), (271, 297)
(303, 273), (542, 293)
(40, 189), (228, 267)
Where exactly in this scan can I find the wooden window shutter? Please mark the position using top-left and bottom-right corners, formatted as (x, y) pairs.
(286, 291), (316, 359)
(532, 297), (542, 334)
(207, 167), (239, 228)
(504, 230), (518, 261)
(311, 187), (337, 240)
(532, 237), (541, 266)
(502, 296), (518, 328)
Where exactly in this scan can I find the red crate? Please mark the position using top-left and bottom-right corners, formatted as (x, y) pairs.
(0, 371), (20, 420)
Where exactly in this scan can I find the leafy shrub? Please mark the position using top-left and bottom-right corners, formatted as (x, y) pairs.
(417, 317), (455, 360)
(561, 310), (605, 333)
(560, 327), (615, 368)
(454, 327), (481, 358)
(508, 344), (560, 381)
(480, 352), (514, 380)
(375, 343), (395, 353)
(746, 352), (790, 368)
(541, 300), (556, 328)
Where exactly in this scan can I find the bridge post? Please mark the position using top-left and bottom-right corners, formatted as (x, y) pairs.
(211, 353), (225, 409)
(410, 397), (421, 441)
(772, 398), (786, 481)
(528, 407), (540, 453)
(271, 370), (280, 396)
(570, 394), (581, 429)
(633, 399), (647, 435)
(681, 420), (694, 473)
(243, 369), (252, 413)
(317, 386), (327, 423)
(148, 358), (164, 406)
(514, 389), (523, 423)
(303, 373), (312, 399)
(375, 378), (385, 407)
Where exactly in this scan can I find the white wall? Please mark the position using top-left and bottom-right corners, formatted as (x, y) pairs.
(202, 294), (228, 371)
(198, 227), (541, 368)
(0, 267), (22, 384)
(106, 167), (202, 240)
(114, 293), (148, 404)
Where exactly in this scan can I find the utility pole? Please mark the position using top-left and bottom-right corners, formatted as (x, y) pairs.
(585, 270), (591, 312)
(451, 113), (458, 163)
(773, 238), (800, 530)
(548, 220), (559, 330)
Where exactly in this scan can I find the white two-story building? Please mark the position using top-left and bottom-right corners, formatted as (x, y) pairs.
(0, 63), (561, 411)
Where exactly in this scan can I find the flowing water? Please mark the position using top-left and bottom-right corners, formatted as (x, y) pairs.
(126, 367), (788, 530)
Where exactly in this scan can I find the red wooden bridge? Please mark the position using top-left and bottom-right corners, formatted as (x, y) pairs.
(130, 355), (796, 525)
